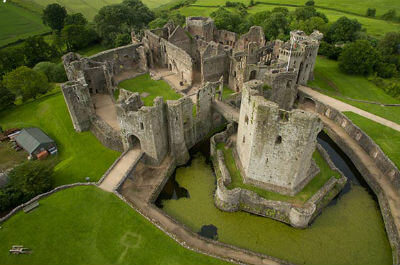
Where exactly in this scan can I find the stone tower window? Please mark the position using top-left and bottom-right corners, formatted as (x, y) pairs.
(275, 136), (282, 144)
(242, 136), (245, 143)
(245, 115), (249, 124)
(140, 122), (144, 130)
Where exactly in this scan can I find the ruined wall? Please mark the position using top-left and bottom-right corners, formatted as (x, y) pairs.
(117, 90), (169, 165)
(236, 80), (323, 195)
(165, 41), (194, 85)
(214, 29), (237, 46)
(235, 26), (265, 51)
(61, 81), (94, 132)
(201, 42), (230, 83)
(185, 16), (215, 42)
(90, 116), (123, 152)
(262, 68), (297, 110)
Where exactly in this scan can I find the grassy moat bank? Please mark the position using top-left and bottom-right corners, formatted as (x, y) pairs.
(160, 153), (392, 265)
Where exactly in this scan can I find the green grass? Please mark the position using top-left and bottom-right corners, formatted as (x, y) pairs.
(344, 112), (400, 169)
(0, 185), (230, 265)
(0, 142), (27, 172)
(309, 56), (400, 124)
(161, 153), (392, 265)
(77, 43), (108, 57)
(0, 87), (120, 186)
(0, 2), (49, 47)
(194, 0), (400, 17)
(222, 86), (234, 100)
(216, 143), (340, 204)
(118, 73), (181, 106)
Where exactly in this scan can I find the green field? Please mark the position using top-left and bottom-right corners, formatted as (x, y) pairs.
(217, 143), (341, 204)
(0, 186), (230, 265)
(309, 56), (400, 124)
(0, 88), (120, 186)
(0, 2), (49, 47)
(118, 73), (182, 106)
(161, 153), (392, 265)
(194, 0), (400, 17)
(344, 112), (400, 169)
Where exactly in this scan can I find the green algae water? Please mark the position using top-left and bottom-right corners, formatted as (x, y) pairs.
(160, 153), (392, 265)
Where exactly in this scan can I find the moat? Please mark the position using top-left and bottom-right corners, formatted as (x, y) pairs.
(155, 133), (392, 265)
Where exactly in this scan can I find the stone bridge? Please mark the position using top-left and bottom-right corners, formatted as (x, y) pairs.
(212, 100), (239, 123)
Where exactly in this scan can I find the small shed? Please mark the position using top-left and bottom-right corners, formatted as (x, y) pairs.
(14, 128), (56, 156)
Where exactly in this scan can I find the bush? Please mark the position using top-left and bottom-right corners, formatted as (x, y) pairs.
(369, 75), (400, 99)
(305, 0), (315, 6)
(381, 9), (397, 21)
(376, 62), (398, 78)
(326, 16), (362, 43)
(338, 40), (379, 75)
(366, 8), (376, 17)
(0, 160), (54, 212)
(0, 84), (15, 111)
(33, 62), (68, 83)
(3, 66), (54, 101)
(318, 41), (342, 60)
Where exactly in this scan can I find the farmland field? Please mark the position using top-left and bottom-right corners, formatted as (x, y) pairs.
(0, 2), (49, 46)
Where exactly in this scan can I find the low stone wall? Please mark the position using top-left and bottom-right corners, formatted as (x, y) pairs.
(90, 116), (123, 152)
(211, 125), (347, 228)
(0, 183), (96, 224)
(299, 91), (400, 191)
(299, 91), (400, 264)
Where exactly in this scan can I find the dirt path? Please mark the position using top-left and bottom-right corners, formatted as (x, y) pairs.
(299, 86), (400, 132)
(99, 148), (142, 192)
(301, 104), (400, 236)
(92, 94), (120, 131)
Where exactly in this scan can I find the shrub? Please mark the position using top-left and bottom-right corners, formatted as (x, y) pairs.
(381, 9), (397, 21)
(0, 84), (15, 111)
(305, 0), (315, 6)
(376, 63), (398, 78)
(366, 8), (376, 17)
(318, 41), (342, 60)
(33, 62), (67, 83)
(338, 40), (379, 75)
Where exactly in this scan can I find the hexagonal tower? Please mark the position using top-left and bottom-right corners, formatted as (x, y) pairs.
(236, 80), (323, 195)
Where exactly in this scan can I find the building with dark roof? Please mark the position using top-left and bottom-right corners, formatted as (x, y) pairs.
(14, 128), (56, 156)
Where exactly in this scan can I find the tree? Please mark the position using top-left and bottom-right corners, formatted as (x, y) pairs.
(338, 40), (379, 75)
(65, 13), (87, 26)
(262, 12), (288, 40)
(1, 160), (54, 212)
(366, 8), (376, 17)
(326, 16), (361, 43)
(376, 62), (398, 78)
(94, 0), (154, 47)
(210, 8), (243, 33)
(248, 0), (255, 7)
(249, 11), (271, 25)
(0, 46), (25, 77)
(42, 3), (67, 32)
(378, 32), (400, 57)
(24, 36), (58, 67)
(0, 84), (15, 111)
(33, 62), (67, 83)
(2, 66), (53, 101)
(290, 16), (327, 34)
(293, 7), (328, 23)
(62, 25), (95, 51)
(305, 0), (315, 6)
(318, 41), (342, 60)
(149, 13), (186, 29)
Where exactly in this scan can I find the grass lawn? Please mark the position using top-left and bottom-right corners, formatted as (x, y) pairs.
(118, 73), (181, 106)
(0, 2), (49, 47)
(0, 142), (27, 172)
(162, 153), (392, 265)
(216, 143), (340, 204)
(0, 185), (230, 265)
(309, 56), (400, 124)
(0, 87), (120, 186)
(222, 86), (235, 100)
(344, 112), (400, 169)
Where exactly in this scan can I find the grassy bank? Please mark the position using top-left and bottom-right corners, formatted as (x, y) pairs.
(0, 87), (120, 186)
(217, 143), (341, 204)
(0, 186), (231, 265)
(118, 73), (182, 106)
(344, 112), (400, 169)
(161, 153), (392, 265)
(309, 56), (400, 124)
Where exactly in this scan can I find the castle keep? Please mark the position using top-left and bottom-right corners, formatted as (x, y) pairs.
(61, 16), (345, 227)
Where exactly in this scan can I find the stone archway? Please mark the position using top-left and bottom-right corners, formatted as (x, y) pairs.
(128, 134), (141, 150)
(249, 70), (257, 80)
(303, 97), (316, 111)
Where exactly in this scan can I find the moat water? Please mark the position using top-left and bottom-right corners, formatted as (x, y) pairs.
(156, 132), (392, 265)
